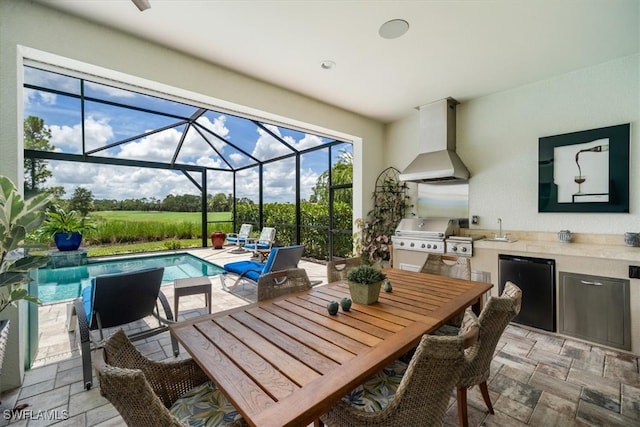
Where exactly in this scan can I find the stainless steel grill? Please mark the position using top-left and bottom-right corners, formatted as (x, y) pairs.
(391, 218), (459, 255)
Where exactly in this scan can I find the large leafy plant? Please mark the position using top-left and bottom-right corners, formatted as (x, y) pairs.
(39, 205), (96, 238)
(0, 176), (52, 313)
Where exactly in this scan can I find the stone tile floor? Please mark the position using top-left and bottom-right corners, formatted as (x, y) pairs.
(0, 247), (638, 426)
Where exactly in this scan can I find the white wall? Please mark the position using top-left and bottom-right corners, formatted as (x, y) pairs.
(387, 54), (640, 235)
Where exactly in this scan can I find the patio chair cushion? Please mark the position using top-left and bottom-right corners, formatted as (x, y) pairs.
(223, 260), (265, 282)
(225, 236), (248, 244)
(169, 380), (243, 426)
(222, 245), (305, 292)
(340, 359), (407, 412)
(80, 278), (96, 323)
(243, 242), (270, 250)
(222, 245), (285, 282)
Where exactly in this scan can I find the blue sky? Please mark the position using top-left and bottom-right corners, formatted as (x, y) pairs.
(23, 66), (351, 202)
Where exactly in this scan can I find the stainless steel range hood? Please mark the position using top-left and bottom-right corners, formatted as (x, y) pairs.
(399, 97), (470, 183)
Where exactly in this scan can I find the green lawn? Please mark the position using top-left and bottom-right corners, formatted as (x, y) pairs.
(91, 211), (232, 223)
(86, 239), (204, 257)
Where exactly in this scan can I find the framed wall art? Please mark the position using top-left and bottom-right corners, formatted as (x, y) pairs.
(538, 123), (630, 213)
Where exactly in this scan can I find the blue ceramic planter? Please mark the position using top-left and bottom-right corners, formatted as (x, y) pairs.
(54, 232), (83, 251)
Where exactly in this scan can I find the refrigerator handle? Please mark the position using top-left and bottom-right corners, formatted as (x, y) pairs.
(580, 280), (604, 286)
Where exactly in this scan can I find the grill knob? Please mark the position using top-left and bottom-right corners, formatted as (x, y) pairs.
(410, 242), (415, 247)
(451, 245), (458, 251)
(433, 244), (438, 249)
(426, 244), (432, 249)
(400, 242), (404, 246)
(421, 243), (426, 248)
(461, 247), (468, 252)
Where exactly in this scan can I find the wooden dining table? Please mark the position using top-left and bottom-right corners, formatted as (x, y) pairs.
(170, 268), (492, 427)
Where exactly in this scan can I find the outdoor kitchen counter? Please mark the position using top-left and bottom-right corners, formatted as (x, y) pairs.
(473, 239), (640, 262)
(470, 232), (640, 355)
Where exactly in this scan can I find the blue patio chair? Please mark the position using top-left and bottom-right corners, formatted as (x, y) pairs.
(221, 245), (304, 291)
(244, 227), (276, 255)
(72, 267), (178, 390)
(225, 224), (252, 249)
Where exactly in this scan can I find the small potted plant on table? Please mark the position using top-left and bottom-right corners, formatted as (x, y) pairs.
(346, 264), (387, 305)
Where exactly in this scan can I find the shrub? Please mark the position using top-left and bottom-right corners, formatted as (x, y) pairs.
(346, 265), (386, 285)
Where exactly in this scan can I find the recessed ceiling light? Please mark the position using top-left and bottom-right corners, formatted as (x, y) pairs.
(321, 60), (336, 70)
(379, 19), (409, 39)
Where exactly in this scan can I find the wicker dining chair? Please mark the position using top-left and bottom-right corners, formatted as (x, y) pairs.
(422, 254), (471, 329)
(95, 329), (247, 427)
(319, 310), (480, 427)
(326, 257), (362, 283)
(256, 267), (312, 301)
(456, 281), (522, 427)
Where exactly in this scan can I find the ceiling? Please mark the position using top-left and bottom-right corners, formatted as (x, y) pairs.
(37, 0), (639, 123)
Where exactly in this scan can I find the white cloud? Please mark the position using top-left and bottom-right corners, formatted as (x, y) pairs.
(24, 88), (57, 110)
(48, 162), (203, 201)
(195, 115), (229, 140)
(24, 67), (78, 94)
(110, 115), (231, 166)
(297, 133), (324, 150)
(117, 128), (180, 162)
(252, 126), (292, 160)
(49, 116), (114, 154)
(229, 153), (245, 164)
(84, 81), (136, 98)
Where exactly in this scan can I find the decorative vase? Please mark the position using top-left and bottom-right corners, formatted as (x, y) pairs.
(54, 232), (83, 251)
(557, 230), (573, 243)
(211, 231), (226, 249)
(624, 232), (640, 247)
(348, 281), (382, 305)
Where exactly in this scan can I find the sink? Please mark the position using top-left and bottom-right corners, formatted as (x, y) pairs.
(482, 237), (518, 243)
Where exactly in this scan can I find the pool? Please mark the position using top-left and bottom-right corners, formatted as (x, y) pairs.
(35, 253), (224, 304)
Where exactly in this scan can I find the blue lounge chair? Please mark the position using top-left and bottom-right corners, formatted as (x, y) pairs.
(221, 245), (304, 291)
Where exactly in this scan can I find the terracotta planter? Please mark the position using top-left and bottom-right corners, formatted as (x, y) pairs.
(211, 231), (226, 249)
(348, 281), (382, 305)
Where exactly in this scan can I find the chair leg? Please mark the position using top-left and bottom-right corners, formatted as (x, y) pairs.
(479, 381), (495, 414)
(74, 298), (93, 390)
(171, 334), (180, 357)
(457, 387), (469, 427)
(313, 419), (324, 427)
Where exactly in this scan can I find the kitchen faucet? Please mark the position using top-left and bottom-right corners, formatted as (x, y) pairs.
(494, 218), (510, 241)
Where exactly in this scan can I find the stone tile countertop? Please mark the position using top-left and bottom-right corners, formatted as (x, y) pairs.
(465, 229), (640, 262)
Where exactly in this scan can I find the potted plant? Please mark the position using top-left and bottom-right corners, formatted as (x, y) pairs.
(346, 264), (387, 304)
(39, 206), (95, 251)
(0, 175), (52, 376)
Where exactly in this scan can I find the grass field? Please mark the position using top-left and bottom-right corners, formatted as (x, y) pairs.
(77, 211), (234, 255)
(86, 239), (204, 257)
(92, 211), (232, 223)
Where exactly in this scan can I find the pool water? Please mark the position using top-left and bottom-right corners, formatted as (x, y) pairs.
(36, 253), (224, 304)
